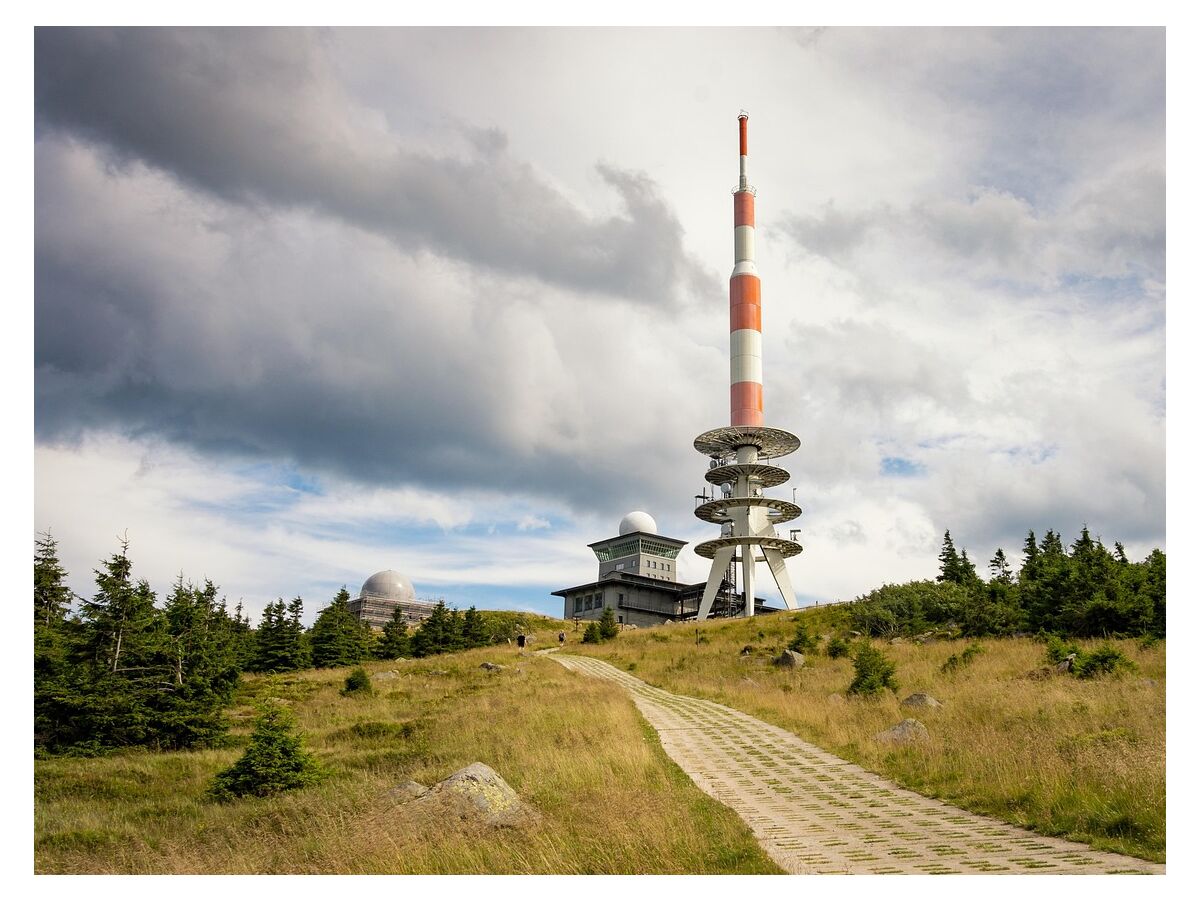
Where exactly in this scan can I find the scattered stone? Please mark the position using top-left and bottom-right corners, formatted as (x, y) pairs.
(414, 762), (540, 827)
(625, 623), (638, 629)
(774, 649), (805, 668)
(1056, 653), (1077, 673)
(849, 630), (862, 637)
(901, 692), (942, 709)
(889, 637), (905, 645)
(1027, 666), (1054, 680)
(480, 662), (506, 671)
(372, 670), (399, 681)
(827, 692), (845, 705)
(386, 779), (429, 801)
(1141, 678), (1157, 687)
(741, 677), (759, 687)
(876, 718), (929, 745)
(428, 669), (450, 676)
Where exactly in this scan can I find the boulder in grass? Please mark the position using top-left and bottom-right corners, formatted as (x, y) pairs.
(416, 762), (540, 827)
(480, 662), (506, 672)
(774, 649), (805, 668)
(876, 718), (929, 745)
(1056, 654), (1077, 673)
(900, 692), (942, 709)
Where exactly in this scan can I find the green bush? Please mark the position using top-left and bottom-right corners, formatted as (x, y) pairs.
(825, 635), (851, 659)
(581, 622), (601, 644)
(941, 641), (985, 674)
(1073, 643), (1137, 679)
(1044, 635), (1083, 665)
(341, 667), (373, 696)
(208, 703), (324, 800)
(847, 643), (898, 696)
(787, 619), (819, 655)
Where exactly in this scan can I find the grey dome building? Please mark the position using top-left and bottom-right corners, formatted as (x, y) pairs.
(348, 568), (436, 628)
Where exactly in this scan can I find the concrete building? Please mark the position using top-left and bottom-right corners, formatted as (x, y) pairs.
(348, 569), (437, 629)
(552, 511), (773, 627)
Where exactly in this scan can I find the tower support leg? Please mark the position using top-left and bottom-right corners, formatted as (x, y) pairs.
(697, 546), (735, 621)
(743, 542), (756, 618)
(763, 547), (798, 610)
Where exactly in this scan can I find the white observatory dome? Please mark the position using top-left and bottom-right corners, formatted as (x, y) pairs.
(619, 510), (658, 536)
(359, 569), (416, 603)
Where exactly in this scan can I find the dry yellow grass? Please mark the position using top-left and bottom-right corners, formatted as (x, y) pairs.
(35, 644), (780, 874)
(571, 613), (1165, 862)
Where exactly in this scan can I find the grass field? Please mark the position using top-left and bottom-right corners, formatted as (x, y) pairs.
(570, 609), (1166, 863)
(34, 642), (780, 874)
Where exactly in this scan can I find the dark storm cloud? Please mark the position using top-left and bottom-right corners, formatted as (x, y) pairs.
(35, 27), (712, 305)
(33, 140), (701, 517)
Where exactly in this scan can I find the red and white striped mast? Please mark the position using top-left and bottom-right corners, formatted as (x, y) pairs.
(692, 112), (803, 619)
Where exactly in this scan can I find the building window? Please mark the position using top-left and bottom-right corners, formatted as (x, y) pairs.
(574, 597), (582, 613)
(618, 592), (625, 606)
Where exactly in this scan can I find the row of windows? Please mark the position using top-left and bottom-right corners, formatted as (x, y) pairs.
(573, 593), (605, 613)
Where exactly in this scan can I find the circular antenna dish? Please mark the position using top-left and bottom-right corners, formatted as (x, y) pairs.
(619, 511), (657, 535)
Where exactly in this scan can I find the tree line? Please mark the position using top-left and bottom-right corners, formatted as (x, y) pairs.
(849, 526), (1166, 639)
(34, 533), (538, 756)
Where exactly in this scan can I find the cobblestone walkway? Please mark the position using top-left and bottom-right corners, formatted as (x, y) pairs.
(552, 654), (1163, 875)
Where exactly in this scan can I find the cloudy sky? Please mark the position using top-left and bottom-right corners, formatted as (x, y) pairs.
(33, 26), (1165, 625)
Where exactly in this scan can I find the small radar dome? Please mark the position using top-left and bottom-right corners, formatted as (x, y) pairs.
(619, 510), (657, 536)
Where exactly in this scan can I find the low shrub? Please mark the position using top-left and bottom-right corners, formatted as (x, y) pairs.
(847, 642), (898, 697)
(1044, 635), (1083, 665)
(787, 620), (819, 655)
(1074, 643), (1137, 679)
(941, 641), (985, 674)
(341, 667), (373, 696)
(825, 635), (851, 659)
(581, 622), (601, 644)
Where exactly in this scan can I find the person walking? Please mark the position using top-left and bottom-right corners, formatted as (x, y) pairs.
(558, 630), (566, 648)
(516, 633), (526, 653)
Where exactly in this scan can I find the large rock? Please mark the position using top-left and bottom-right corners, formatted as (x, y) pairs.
(416, 762), (539, 827)
(900, 692), (942, 709)
(774, 649), (805, 668)
(876, 718), (929, 745)
(1056, 654), (1077, 673)
(480, 661), (506, 671)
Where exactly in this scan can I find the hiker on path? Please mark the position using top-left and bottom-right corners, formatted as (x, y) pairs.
(516, 633), (526, 652)
(558, 630), (566, 647)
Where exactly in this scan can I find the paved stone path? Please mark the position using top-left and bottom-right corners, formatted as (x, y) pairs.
(551, 653), (1163, 875)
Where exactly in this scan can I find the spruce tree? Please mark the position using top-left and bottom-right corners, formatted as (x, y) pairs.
(461, 605), (490, 649)
(988, 548), (1013, 584)
(34, 532), (74, 751)
(156, 578), (241, 748)
(208, 703), (324, 800)
(936, 531), (961, 584)
(598, 606), (619, 640)
(412, 600), (453, 657)
(67, 539), (169, 750)
(376, 606), (412, 659)
(309, 587), (370, 668)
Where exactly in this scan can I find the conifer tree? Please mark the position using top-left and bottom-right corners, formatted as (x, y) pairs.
(376, 606), (412, 659)
(412, 600), (453, 657)
(936, 531), (961, 584)
(155, 578), (241, 748)
(957, 548), (982, 586)
(309, 587), (370, 668)
(461, 606), (490, 649)
(208, 703), (324, 800)
(34, 532), (74, 751)
(598, 606), (619, 640)
(988, 548), (1013, 584)
(63, 538), (169, 750)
